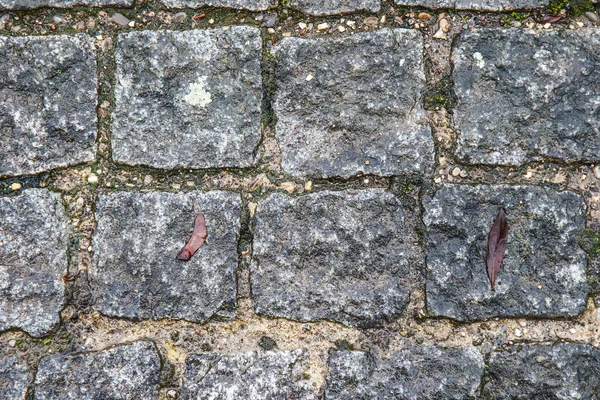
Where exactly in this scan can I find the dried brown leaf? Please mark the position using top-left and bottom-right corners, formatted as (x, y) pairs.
(176, 214), (207, 261)
(486, 208), (508, 291)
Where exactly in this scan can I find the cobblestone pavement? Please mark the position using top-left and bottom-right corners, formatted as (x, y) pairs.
(1, 0), (600, 398)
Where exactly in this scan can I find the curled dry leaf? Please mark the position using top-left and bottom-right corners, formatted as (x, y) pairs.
(486, 208), (509, 291)
(176, 214), (207, 261)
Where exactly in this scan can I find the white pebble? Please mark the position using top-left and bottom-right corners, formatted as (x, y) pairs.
(317, 22), (330, 30)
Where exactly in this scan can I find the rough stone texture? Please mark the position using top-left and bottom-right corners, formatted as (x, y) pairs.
(289, 0), (379, 15)
(326, 345), (484, 399)
(251, 189), (418, 328)
(454, 29), (600, 165)
(112, 27), (262, 169)
(0, 0), (130, 9)
(181, 351), (315, 400)
(423, 184), (588, 322)
(161, 0), (269, 10)
(0, 357), (29, 400)
(395, 0), (547, 10)
(34, 341), (161, 400)
(273, 29), (433, 178)
(484, 343), (600, 399)
(0, 189), (69, 337)
(91, 191), (241, 322)
(0, 35), (97, 177)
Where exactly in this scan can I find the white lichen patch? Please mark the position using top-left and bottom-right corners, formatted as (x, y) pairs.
(473, 52), (485, 69)
(182, 76), (212, 107)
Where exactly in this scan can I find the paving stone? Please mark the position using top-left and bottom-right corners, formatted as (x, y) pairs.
(112, 27), (262, 170)
(0, 35), (97, 177)
(273, 29), (433, 178)
(395, 0), (547, 10)
(0, 189), (69, 336)
(289, 0), (379, 15)
(0, 0), (131, 9)
(454, 28), (600, 165)
(91, 191), (241, 322)
(0, 356), (29, 399)
(326, 345), (484, 399)
(161, 0), (269, 10)
(423, 184), (588, 322)
(484, 343), (600, 398)
(251, 189), (419, 328)
(181, 351), (315, 400)
(34, 341), (161, 400)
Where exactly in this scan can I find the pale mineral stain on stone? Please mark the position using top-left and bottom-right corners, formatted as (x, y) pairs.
(473, 52), (485, 69)
(183, 76), (212, 107)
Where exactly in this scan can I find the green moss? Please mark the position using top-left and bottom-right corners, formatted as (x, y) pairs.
(259, 336), (277, 350)
(548, 0), (568, 14)
(579, 229), (600, 258)
(423, 77), (457, 113)
(334, 340), (352, 350)
(548, 0), (594, 15)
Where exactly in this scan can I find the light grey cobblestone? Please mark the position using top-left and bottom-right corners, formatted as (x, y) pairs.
(0, 0), (131, 10)
(289, 0), (379, 15)
(0, 356), (29, 400)
(395, 0), (547, 10)
(160, 0), (269, 10)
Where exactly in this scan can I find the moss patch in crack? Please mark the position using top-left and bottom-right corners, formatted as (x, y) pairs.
(548, 0), (594, 15)
(423, 77), (457, 114)
(579, 229), (600, 258)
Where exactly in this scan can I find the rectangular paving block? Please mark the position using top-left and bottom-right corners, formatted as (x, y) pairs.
(161, 0), (269, 10)
(34, 341), (161, 400)
(454, 28), (600, 165)
(395, 0), (547, 10)
(0, 0), (131, 9)
(251, 189), (419, 328)
(113, 27), (263, 170)
(326, 345), (484, 399)
(289, 0), (379, 15)
(0, 35), (97, 177)
(0, 189), (68, 337)
(181, 351), (315, 400)
(484, 343), (600, 398)
(91, 191), (241, 322)
(273, 29), (433, 178)
(423, 184), (588, 322)
(0, 357), (29, 400)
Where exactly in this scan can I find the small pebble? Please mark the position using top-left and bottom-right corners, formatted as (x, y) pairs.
(317, 22), (330, 30)
(282, 32), (291, 37)
(338, 25), (346, 32)
(128, 20), (135, 28)
(451, 167), (461, 177)
(52, 15), (64, 23)
(364, 16), (379, 26)
(459, 170), (467, 178)
(577, 21), (584, 27)
(593, 165), (600, 179)
(543, 22), (551, 29)
(87, 174), (98, 184)
(8, 339), (16, 347)
(111, 13), (129, 26)
(144, 175), (153, 185)
(519, 321), (527, 327)
(172, 183), (181, 190)
(304, 181), (313, 191)
(584, 11), (599, 23)
(167, 389), (178, 399)
(514, 329), (522, 337)
(346, 20), (356, 28)
(305, 74), (314, 81)
(267, 28), (275, 34)
(434, 177), (442, 183)
(248, 202), (258, 217)
(10, 182), (22, 191)
(173, 12), (187, 22)
(209, 18), (215, 24)
(280, 182), (295, 193)
(298, 22), (307, 29)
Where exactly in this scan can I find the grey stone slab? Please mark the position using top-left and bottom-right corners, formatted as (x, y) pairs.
(289, 0), (379, 15)
(484, 343), (600, 399)
(326, 345), (484, 399)
(273, 29), (433, 178)
(0, 189), (68, 337)
(423, 184), (588, 322)
(161, 0), (269, 10)
(454, 28), (600, 165)
(395, 0), (547, 10)
(251, 189), (418, 328)
(0, 357), (29, 400)
(91, 191), (241, 322)
(113, 27), (262, 170)
(0, 0), (131, 9)
(0, 35), (97, 177)
(181, 351), (316, 400)
(34, 341), (161, 400)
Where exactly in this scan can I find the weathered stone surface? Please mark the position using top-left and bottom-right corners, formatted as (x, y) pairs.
(0, 0), (130, 9)
(395, 0), (547, 10)
(251, 189), (419, 328)
(0, 356), (29, 399)
(161, 0), (269, 10)
(0, 35), (97, 177)
(34, 341), (161, 400)
(484, 343), (600, 398)
(454, 29), (600, 165)
(289, 0), (379, 15)
(112, 27), (262, 169)
(273, 29), (433, 178)
(326, 345), (484, 399)
(91, 191), (241, 322)
(423, 184), (588, 321)
(0, 189), (68, 336)
(181, 351), (315, 400)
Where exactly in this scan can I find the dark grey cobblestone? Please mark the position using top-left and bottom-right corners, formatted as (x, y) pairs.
(181, 350), (315, 400)
(396, 0), (547, 10)
(423, 184), (588, 322)
(251, 189), (419, 328)
(454, 28), (600, 166)
(91, 191), (241, 322)
(33, 341), (161, 400)
(326, 345), (484, 399)
(273, 29), (433, 178)
(0, 189), (68, 337)
(484, 342), (600, 398)
(0, 35), (97, 177)
(0, 356), (29, 400)
(0, 0), (131, 9)
(289, 0), (379, 15)
(112, 27), (263, 170)
(161, 0), (269, 10)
